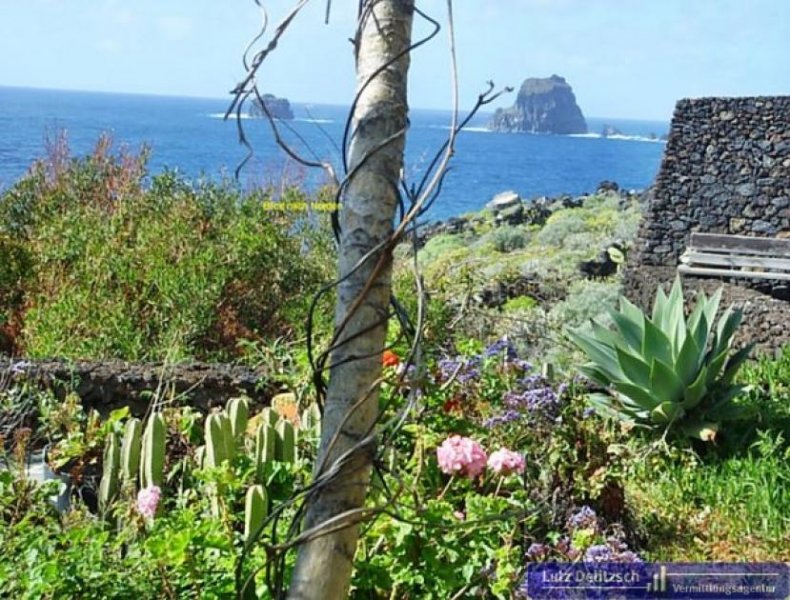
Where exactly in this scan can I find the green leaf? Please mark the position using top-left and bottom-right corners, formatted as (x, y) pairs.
(615, 346), (651, 389)
(578, 364), (614, 387)
(590, 320), (627, 352)
(608, 309), (644, 352)
(705, 347), (730, 386)
(611, 380), (661, 410)
(587, 393), (636, 422)
(702, 287), (723, 332)
(567, 328), (623, 381)
(686, 299), (705, 337)
(651, 286), (669, 329)
(692, 311), (711, 359)
(665, 277), (687, 353)
(674, 332), (702, 386)
(720, 344), (754, 385)
(681, 367), (709, 410)
(642, 318), (673, 366)
(648, 357), (684, 405)
(713, 305), (742, 356)
(650, 401), (683, 424)
(619, 296), (646, 329)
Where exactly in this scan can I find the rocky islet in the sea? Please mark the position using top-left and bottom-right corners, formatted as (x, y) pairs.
(488, 74), (587, 135)
(248, 93), (294, 120)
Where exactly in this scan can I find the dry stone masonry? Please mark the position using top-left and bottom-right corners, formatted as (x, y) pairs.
(636, 96), (790, 265)
(626, 95), (790, 354)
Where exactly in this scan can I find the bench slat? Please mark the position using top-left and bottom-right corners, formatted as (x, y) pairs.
(680, 251), (790, 272)
(688, 233), (790, 258)
(678, 264), (790, 281)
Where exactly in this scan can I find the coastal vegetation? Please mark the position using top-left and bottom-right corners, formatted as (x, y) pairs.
(1, 138), (788, 598)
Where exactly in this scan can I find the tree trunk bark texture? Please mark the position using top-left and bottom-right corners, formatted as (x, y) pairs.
(288, 1), (414, 598)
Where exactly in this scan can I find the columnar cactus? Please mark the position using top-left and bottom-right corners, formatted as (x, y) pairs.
(228, 397), (249, 440)
(259, 407), (280, 428)
(193, 444), (205, 469)
(254, 422), (276, 483)
(244, 484), (268, 544)
(140, 412), (166, 488)
(120, 418), (142, 484)
(219, 412), (236, 462)
(275, 419), (296, 463)
(99, 431), (121, 513)
(301, 403), (322, 435)
(205, 413), (228, 468)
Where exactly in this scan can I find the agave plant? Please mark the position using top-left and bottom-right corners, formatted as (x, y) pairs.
(567, 278), (752, 441)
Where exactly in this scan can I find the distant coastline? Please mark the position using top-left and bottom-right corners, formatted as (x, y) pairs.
(0, 86), (668, 222)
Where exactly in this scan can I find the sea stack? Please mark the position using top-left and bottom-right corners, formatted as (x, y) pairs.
(489, 75), (587, 134)
(248, 94), (294, 120)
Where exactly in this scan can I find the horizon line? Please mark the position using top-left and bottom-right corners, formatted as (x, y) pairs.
(0, 83), (672, 123)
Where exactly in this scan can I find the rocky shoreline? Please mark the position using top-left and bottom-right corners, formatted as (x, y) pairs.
(415, 181), (640, 249)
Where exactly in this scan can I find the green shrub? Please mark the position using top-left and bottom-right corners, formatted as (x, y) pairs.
(502, 296), (538, 313)
(548, 279), (621, 328)
(490, 226), (528, 253)
(568, 278), (752, 442)
(0, 137), (333, 361)
(535, 212), (587, 248)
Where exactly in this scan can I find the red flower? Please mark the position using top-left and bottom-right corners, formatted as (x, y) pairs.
(382, 350), (400, 368)
(443, 395), (462, 414)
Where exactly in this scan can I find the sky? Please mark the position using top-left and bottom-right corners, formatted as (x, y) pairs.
(0, 0), (788, 121)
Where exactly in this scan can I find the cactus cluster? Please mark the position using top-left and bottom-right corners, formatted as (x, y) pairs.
(203, 397), (297, 478)
(98, 412), (166, 514)
(97, 396), (318, 532)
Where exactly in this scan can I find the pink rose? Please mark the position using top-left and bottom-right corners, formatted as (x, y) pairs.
(136, 485), (161, 519)
(436, 435), (487, 478)
(487, 448), (525, 476)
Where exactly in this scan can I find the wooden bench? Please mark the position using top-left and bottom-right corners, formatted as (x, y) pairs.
(678, 232), (790, 281)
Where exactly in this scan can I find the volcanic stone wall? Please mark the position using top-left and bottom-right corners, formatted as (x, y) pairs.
(626, 96), (790, 355)
(636, 96), (790, 266)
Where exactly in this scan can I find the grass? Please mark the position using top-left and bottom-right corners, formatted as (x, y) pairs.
(627, 348), (790, 561)
(630, 443), (790, 560)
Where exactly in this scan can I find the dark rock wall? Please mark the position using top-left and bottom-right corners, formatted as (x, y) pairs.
(626, 96), (790, 355)
(636, 96), (790, 266)
(0, 359), (275, 416)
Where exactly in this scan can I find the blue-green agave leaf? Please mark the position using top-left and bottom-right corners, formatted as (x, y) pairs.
(568, 328), (624, 381)
(616, 346), (651, 389)
(674, 332), (702, 386)
(578, 364), (614, 387)
(648, 357), (685, 405)
(608, 309), (645, 352)
(651, 286), (669, 330)
(610, 380), (661, 411)
(650, 401), (684, 424)
(720, 344), (754, 386)
(681, 366), (709, 410)
(642, 318), (674, 366)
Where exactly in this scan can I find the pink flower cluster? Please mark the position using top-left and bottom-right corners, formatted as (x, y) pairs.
(436, 436), (525, 478)
(487, 448), (525, 476)
(436, 435), (488, 477)
(136, 485), (161, 520)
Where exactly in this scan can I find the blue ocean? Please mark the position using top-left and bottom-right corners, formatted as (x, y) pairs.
(0, 86), (668, 222)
